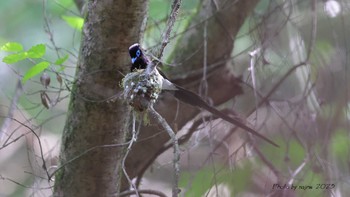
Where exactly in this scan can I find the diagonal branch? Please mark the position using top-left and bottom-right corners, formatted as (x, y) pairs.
(149, 106), (180, 197)
(156, 0), (182, 60)
(0, 80), (22, 143)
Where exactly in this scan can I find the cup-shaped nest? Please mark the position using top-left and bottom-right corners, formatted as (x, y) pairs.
(122, 70), (163, 111)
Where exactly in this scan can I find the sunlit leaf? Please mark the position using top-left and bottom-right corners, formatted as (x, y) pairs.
(22, 61), (50, 83)
(54, 54), (69, 65)
(62, 15), (84, 31)
(1, 42), (23, 52)
(27, 44), (46, 58)
(2, 52), (27, 64)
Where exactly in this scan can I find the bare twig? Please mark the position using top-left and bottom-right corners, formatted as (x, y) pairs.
(117, 189), (167, 197)
(156, 0), (182, 60)
(199, 20), (208, 97)
(48, 142), (129, 180)
(251, 141), (280, 178)
(248, 48), (261, 127)
(121, 112), (140, 197)
(305, 0), (317, 61)
(0, 80), (22, 143)
(149, 106), (180, 197)
(43, 0), (60, 57)
(287, 160), (306, 185)
(1, 112), (66, 150)
(2, 117), (50, 180)
(73, 0), (85, 13)
(135, 114), (214, 188)
(0, 175), (53, 190)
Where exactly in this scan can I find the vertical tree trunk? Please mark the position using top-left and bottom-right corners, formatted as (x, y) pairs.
(53, 1), (148, 196)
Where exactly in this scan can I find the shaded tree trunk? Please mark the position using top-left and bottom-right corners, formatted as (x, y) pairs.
(53, 1), (148, 196)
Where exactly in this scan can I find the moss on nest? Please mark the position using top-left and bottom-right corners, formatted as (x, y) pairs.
(122, 69), (163, 111)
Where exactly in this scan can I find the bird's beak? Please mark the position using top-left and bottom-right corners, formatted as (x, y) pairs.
(131, 57), (137, 64)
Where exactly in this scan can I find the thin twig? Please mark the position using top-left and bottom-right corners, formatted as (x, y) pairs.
(73, 0), (85, 13)
(135, 113), (214, 188)
(156, 0), (182, 60)
(48, 142), (129, 180)
(305, 0), (317, 61)
(1, 112), (66, 149)
(149, 106), (180, 197)
(43, 0), (60, 57)
(2, 117), (50, 180)
(0, 80), (22, 143)
(0, 175), (53, 190)
(287, 160), (306, 185)
(248, 48), (261, 127)
(121, 111), (140, 197)
(117, 189), (167, 197)
(199, 20), (208, 97)
(251, 141), (280, 178)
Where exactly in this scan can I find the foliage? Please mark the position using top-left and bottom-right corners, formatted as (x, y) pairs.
(1, 42), (68, 84)
(62, 15), (84, 31)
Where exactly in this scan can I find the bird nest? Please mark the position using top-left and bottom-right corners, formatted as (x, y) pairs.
(122, 69), (163, 112)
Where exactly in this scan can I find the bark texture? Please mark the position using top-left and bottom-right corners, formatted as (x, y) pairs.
(124, 0), (259, 189)
(53, 1), (148, 196)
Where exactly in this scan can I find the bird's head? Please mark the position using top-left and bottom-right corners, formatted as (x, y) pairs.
(128, 43), (144, 64)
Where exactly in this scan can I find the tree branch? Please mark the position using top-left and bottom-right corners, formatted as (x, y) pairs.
(149, 107), (180, 197)
(0, 80), (22, 143)
(155, 0), (182, 60)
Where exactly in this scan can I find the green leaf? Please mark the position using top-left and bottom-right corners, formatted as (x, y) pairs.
(54, 54), (69, 65)
(3, 52), (27, 64)
(62, 15), (84, 31)
(22, 61), (50, 83)
(1, 42), (23, 52)
(27, 44), (46, 59)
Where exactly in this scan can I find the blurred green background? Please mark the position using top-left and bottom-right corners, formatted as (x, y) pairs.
(1, 0), (350, 196)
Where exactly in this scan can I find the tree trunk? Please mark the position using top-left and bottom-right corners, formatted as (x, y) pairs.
(53, 1), (148, 196)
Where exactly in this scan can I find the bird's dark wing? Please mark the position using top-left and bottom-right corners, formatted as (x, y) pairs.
(156, 68), (169, 80)
(170, 84), (279, 147)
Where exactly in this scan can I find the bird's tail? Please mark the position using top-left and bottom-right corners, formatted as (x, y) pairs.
(172, 84), (279, 147)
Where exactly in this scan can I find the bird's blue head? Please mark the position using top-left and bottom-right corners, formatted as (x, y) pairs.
(128, 43), (149, 71)
(128, 43), (143, 64)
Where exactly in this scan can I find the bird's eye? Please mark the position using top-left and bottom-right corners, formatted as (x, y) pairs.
(136, 50), (141, 57)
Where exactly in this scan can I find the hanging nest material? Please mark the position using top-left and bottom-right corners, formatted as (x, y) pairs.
(122, 69), (163, 112)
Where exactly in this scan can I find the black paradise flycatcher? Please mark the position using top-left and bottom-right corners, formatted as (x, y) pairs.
(128, 43), (278, 147)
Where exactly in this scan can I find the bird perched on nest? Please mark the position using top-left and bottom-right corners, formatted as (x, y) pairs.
(126, 43), (278, 147)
